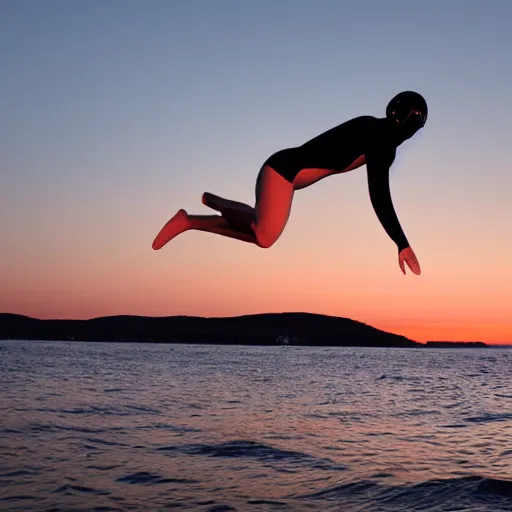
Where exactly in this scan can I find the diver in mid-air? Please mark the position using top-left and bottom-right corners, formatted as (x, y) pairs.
(152, 91), (428, 275)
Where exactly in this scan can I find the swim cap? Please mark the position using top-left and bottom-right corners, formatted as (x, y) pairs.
(386, 91), (428, 131)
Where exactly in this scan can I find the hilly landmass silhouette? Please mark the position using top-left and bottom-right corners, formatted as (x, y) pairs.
(0, 312), (488, 347)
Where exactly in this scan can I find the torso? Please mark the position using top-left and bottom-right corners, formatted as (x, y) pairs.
(263, 116), (393, 189)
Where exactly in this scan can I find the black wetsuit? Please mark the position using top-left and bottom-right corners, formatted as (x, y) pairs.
(263, 116), (410, 252)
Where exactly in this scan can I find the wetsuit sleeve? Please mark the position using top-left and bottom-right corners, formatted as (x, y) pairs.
(366, 150), (410, 252)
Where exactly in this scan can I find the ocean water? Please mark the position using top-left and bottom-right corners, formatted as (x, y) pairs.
(1, 341), (511, 512)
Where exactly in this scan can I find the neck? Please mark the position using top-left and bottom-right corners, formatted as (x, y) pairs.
(385, 117), (418, 146)
(384, 117), (407, 146)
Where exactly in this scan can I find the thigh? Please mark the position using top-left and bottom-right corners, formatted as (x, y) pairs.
(253, 165), (294, 246)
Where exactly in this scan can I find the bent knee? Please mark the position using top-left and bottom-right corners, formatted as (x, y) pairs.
(255, 237), (275, 249)
(253, 225), (279, 249)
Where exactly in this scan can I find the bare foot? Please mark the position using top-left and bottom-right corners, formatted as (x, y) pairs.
(152, 209), (190, 250)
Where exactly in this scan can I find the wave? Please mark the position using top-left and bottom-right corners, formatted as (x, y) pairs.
(156, 439), (348, 471)
(295, 475), (512, 511)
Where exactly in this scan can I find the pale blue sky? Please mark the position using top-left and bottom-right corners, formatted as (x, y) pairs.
(3, 0), (510, 203)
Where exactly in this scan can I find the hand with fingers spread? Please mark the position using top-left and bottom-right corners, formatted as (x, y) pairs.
(399, 247), (421, 275)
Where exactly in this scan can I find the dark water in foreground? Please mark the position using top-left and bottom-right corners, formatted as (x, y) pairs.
(1, 341), (511, 512)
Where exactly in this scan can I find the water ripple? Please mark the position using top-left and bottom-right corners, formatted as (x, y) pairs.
(1, 340), (511, 511)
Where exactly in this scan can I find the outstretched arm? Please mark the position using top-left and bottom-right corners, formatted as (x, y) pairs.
(366, 149), (420, 275)
(366, 149), (408, 251)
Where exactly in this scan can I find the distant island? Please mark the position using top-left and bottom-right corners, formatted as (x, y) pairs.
(425, 341), (488, 348)
(0, 312), (489, 348)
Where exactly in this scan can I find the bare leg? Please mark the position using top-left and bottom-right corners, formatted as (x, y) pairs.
(251, 166), (294, 248)
(152, 209), (257, 249)
(152, 165), (294, 250)
(187, 214), (257, 244)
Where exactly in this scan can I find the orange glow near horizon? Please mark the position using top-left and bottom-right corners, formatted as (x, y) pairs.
(2, 194), (512, 346)
(2, 222), (511, 346)
(2, 250), (511, 346)
(3, 303), (511, 346)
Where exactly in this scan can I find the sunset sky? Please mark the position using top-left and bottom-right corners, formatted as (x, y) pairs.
(2, 0), (511, 344)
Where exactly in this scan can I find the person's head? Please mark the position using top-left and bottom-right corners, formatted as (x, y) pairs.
(386, 91), (428, 142)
